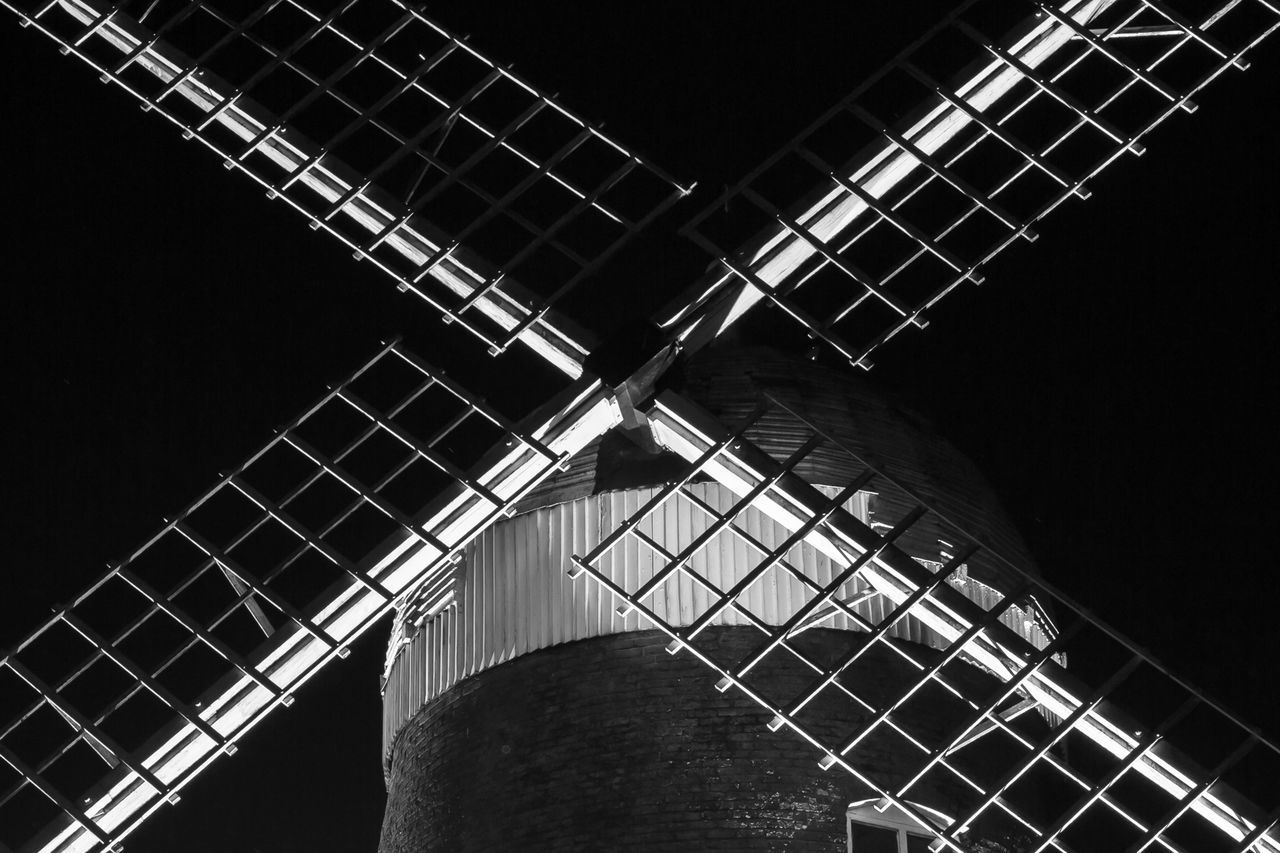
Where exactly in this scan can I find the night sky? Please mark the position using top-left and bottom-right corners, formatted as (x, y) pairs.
(0, 3), (1277, 851)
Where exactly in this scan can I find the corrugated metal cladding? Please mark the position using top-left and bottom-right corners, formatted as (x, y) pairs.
(381, 483), (1054, 768)
(382, 347), (1053, 767)
(512, 347), (1041, 594)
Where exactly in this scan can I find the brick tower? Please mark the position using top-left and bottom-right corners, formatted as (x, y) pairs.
(377, 348), (1054, 852)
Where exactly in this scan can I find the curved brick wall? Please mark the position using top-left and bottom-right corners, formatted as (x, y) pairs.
(378, 627), (1005, 852)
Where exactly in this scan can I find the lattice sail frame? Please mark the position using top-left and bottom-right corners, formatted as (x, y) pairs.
(2, 0), (688, 377)
(569, 392), (1280, 853)
(1, 0), (1277, 850)
(0, 342), (618, 853)
(672, 0), (1279, 368)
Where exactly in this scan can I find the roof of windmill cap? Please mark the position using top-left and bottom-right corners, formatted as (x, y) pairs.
(517, 346), (1041, 595)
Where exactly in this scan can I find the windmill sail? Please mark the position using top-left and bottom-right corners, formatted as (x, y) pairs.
(667, 0), (1279, 370)
(571, 0), (1280, 850)
(569, 389), (1280, 852)
(0, 342), (617, 853)
(2, 0), (1279, 851)
(0, 0), (688, 377)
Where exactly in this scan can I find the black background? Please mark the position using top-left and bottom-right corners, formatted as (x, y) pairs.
(0, 3), (1277, 850)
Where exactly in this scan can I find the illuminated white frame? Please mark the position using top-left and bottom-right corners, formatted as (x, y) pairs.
(8, 0), (685, 378)
(10, 355), (620, 853)
(668, 0), (1117, 352)
(668, 0), (1274, 371)
(2, 1), (1276, 851)
(640, 391), (1280, 853)
(847, 798), (953, 853)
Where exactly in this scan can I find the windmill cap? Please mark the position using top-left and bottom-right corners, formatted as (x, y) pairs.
(522, 345), (1041, 597)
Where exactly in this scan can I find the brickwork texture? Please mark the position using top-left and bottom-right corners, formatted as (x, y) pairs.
(379, 627), (1005, 852)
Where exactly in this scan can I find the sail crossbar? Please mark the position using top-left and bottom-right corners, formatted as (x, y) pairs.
(669, 0), (1279, 369)
(568, 391), (1280, 853)
(0, 343), (616, 853)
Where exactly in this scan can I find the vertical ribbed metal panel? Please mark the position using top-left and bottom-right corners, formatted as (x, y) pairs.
(381, 485), (1053, 767)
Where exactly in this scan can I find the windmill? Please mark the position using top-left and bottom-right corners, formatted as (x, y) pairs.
(2, 0), (1280, 845)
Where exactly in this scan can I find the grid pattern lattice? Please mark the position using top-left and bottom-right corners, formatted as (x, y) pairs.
(3, 0), (687, 373)
(680, 0), (1280, 369)
(570, 391), (1280, 853)
(0, 342), (569, 853)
